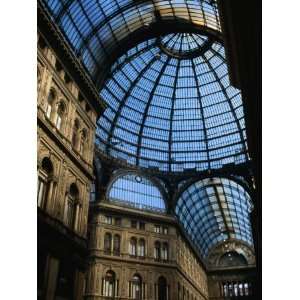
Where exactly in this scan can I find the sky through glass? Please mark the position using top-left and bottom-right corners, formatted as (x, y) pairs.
(95, 33), (248, 172)
(175, 177), (254, 258)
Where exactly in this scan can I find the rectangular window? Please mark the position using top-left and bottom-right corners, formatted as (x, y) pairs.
(131, 220), (137, 228)
(115, 217), (121, 226)
(139, 222), (145, 230)
(46, 105), (52, 118)
(163, 227), (168, 234)
(105, 215), (112, 224)
(154, 225), (161, 233)
(37, 178), (45, 207)
(55, 115), (62, 130)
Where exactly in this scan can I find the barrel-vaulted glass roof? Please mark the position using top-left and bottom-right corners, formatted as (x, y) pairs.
(95, 33), (248, 172)
(42, 0), (220, 83)
(175, 177), (253, 258)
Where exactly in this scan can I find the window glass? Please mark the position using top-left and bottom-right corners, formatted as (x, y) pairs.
(130, 275), (142, 299)
(37, 178), (46, 208)
(105, 216), (113, 225)
(175, 177), (253, 258)
(138, 239), (145, 257)
(44, 0), (221, 83)
(95, 34), (248, 172)
(154, 241), (161, 260)
(154, 225), (161, 233)
(161, 243), (168, 261)
(103, 271), (116, 297)
(55, 102), (65, 130)
(129, 238), (137, 256)
(104, 233), (112, 254)
(108, 174), (166, 212)
(113, 234), (121, 256)
(115, 217), (121, 226)
(46, 90), (55, 119)
(131, 220), (137, 228)
(90, 182), (96, 202)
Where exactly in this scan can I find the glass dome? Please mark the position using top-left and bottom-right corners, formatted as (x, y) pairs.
(159, 33), (210, 59)
(96, 33), (248, 172)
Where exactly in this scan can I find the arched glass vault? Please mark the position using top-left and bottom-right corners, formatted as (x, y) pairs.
(42, 0), (220, 83)
(175, 177), (253, 258)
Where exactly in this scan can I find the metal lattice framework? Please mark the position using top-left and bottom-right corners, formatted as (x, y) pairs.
(95, 33), (248, 172)
(40, 0), (255, 263)
(42, 0), (220, 84)
(175, 177), (253, 258)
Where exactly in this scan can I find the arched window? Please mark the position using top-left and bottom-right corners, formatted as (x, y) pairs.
(154, 241), (161, 261)
(244, 283), (249, 296)
(228, 283), (233, 297)
(238, 282), (244, 296)
(37, 157), (53, 209)
(113, 234), (121, 256)
(55, 60), (63, 73)
(72, 119), (80, 149)
(158, 276), (168, 300)
(108, 173), (166, 212)
(64, 73), (72, 85)
(55, 101), (66, 131)
(219, 251), (248, 267)
(38, 35), (47, 50)
(129, 237), (137, 256)
(129, 274), (143, 299)
(102, 270), (118, 298)
(234, 283), (239, 297)
(222, 283), (228, 297)
(138, 239), (145, 257)
(46, 89), (55, 119)
(161, 242), (168, 261)
(64, 183), (79, 230)
(79, 128), (87, 155)
(104, 233), (112, 254)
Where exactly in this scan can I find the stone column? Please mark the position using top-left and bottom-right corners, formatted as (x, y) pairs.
(74, 203), (80, 232)
(85, 263), (100, 300)
(45, 256), (60, 300)
(45, 180), (54, 214)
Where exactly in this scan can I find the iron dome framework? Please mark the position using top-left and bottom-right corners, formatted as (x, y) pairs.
(95, 33), (248, 172)
(40, 0), (255, 264)
(42, 0), (221, 84)
(175, 177), (253, 258)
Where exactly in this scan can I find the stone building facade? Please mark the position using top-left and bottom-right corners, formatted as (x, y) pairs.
(85, 202), (209, 300)
(37, 27), (102, 300)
